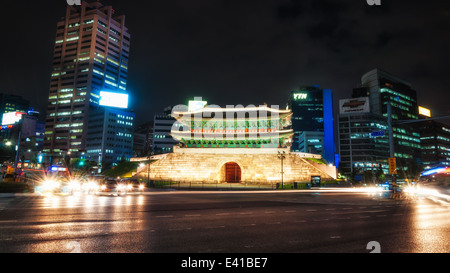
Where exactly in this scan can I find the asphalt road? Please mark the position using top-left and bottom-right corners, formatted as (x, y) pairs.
(0, 189), (449, 253)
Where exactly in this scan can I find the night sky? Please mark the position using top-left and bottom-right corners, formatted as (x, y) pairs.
(1, 0), (449, 125)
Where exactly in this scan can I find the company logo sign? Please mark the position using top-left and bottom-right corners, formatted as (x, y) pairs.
(292, 93), (308, 100)
(339, 97), (370, 114)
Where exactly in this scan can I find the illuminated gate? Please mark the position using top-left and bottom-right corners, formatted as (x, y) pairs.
(225, 162), (241, 183)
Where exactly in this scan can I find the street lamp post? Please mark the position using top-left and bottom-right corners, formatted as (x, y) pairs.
(147, 152), (154, 184)
(278, 151), (286, 189)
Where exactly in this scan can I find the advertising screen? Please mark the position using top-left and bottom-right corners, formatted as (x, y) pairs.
(2, 112), (26, 126)
(99, 91), (129, 109)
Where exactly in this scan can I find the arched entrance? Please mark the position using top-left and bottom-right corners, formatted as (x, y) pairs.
(224, 162), (241, 183)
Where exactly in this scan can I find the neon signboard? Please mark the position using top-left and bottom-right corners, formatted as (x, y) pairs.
(293, 93), (308, 100)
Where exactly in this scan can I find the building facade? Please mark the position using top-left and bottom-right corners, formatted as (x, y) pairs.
(133, 121), (154, 157)
(416, 120), (450, 170)
(338, 97), (390, 175)
(152, 107), (179, 154)
(43, 2), (131, 162)
(349, 69), (422, 178)
(288, 86), (335, 164)
(85, 105), (135, 169)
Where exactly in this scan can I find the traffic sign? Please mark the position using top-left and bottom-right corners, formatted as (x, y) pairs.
(388, 158), (397, 174)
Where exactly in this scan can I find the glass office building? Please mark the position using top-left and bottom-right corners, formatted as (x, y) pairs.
(350, 69), (421, 178)
(288, 86), (335, 164)
(338, 97), (390, 175)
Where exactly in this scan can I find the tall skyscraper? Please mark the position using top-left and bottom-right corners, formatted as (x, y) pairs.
(350, 69), (421, 178)
(43, 2), (131, 163)
(288, 86), (335, 165)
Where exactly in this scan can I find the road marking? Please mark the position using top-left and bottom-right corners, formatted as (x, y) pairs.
(216, 213), (230, 216)
(330, 236), (342, 239)
(206, 225), (226, 229)
(331, 210), (388, 215)
(184, 214), (201, 217)
(285, 210), (296, 213)
(306, 209), (317, 212)
(239, 212), (253, 215)
(264, 211), (276, 214)
(169, 227), (190, 231)
(240, 223), (256, 227)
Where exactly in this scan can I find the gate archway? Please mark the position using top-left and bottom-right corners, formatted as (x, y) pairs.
(224, 162), (241, 183)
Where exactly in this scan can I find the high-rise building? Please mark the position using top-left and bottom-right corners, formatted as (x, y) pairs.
(338, 97), (390, 175)
(351, 69), (421, 178)
(288, 86), (335, 164)
(43, 2), (131, 162)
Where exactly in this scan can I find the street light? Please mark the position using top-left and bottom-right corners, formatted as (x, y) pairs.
(277, 151), (286, 189)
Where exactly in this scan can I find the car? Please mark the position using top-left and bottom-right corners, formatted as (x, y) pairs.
(37, 175), (81, 195)
(80, 175), (104, 194)
(96, 178), (126, 196)
(121, 178), (145, 193)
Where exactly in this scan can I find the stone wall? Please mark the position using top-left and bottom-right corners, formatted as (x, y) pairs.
(135, 148), (335, 184)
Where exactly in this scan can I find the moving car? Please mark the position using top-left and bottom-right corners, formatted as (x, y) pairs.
(38, 175), (81, 195)
(96, 177), (126, 196)
(121, 178), (145, 193)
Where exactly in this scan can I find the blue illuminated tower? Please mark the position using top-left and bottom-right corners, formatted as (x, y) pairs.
(288, 86), (335, 165)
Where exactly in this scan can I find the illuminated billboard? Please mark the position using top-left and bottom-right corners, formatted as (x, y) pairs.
(339, 97), (370, 114)
(418, 106), (431, 118)
(99, 91), (129, 109)
(2, 112), (26, 126)
(188, 100), (207, 112)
